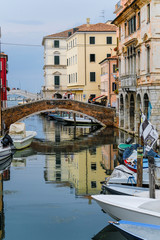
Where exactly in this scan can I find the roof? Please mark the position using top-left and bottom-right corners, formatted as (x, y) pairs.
(77, 23), (116, 32)
(42, 23), (116, 43)
(99, 55), (118, 64)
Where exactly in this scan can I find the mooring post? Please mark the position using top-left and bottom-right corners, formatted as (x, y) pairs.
(73, 113), (76, 139)
(148, 156), (155, 199)
(137, 147), (143, 187)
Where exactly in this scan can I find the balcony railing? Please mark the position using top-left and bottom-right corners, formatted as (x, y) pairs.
(120, 73), (137, 88)
(114, 0), (122, 13)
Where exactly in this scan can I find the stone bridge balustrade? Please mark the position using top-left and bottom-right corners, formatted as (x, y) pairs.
(2, 99), (117, 130)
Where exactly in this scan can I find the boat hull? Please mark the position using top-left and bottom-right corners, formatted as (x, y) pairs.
(92, 195), (160, 226)
(11, 131), (37, 150)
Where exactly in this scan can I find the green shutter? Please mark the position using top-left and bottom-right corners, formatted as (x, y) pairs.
(54, 76), (60, 85)
(54, 40), (59, 48)
(54, 56), (59, 65)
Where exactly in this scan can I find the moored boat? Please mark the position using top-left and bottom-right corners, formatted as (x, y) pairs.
(109, 220), (160, 240)
(92, 195), (160, 225)
(9, 122), (37, 150)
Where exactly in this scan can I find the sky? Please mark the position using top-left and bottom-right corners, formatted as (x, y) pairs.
(1, 0), (118, 93)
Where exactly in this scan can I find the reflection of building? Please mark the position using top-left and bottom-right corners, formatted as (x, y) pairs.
(101, 144), (118, 175)
(44, 146), (108, 195)
(42, 115), (92, 142)
(113, 0), (160, 134)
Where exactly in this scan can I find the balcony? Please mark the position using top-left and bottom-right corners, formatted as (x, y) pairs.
(120, 73), (137, 92)
(114, 1), (123, 14)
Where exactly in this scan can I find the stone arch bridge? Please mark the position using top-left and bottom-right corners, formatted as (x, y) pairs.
(2, 99), (117, 130)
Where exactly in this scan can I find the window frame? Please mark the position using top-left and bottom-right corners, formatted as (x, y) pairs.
(90, 72), (96, 82)
(89, 36), (95, 44)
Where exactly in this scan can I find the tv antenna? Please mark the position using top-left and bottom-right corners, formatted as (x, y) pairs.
(100, 10), (105, 22)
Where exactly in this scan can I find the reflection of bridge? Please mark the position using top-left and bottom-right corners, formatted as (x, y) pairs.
(7, 89), (39, 99)
(2, 99), (117, 130)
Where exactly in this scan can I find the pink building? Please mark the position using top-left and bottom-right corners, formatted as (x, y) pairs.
(99, 56), (118, 107)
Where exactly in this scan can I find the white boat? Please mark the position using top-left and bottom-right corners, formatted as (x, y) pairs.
(92, 195), (160, 225)
(9, 122), (37, 150)
(104, 164), (160, 186)
(102, 183), (160, 198)
(109, 220), (160, 240)
(62, 116), (98, 125)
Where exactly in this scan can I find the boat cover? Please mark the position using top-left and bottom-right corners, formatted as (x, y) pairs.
(9, 122), (26, 138)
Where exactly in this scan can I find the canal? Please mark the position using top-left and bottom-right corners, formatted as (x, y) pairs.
(1, 108), (132, 239)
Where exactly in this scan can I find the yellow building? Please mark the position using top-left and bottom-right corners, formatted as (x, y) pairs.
(67, 21), (117, 102)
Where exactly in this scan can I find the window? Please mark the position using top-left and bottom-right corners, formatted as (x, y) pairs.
(90, 94), (96, 99)
(147, 46), (150, 73)
(125, 22), (127, 37)
(69, 74), (70, 83)
(147, 4), (150, 23)
(112, 82), (117, 91)
(90, 36), (95, 44)
(107, 37), (112, 44)
(128, 15), (136, 35)
(90, 72), (96, 82)
(138, 12), (141, 29)
(138, 50), (140, 75)
(67, 59), (68, 66)
(54, 56), (59, 65)
(119, 26), (121, 41)
(91, 181), (97, 188)
(54, 76), (60, 86)
(113, 64), (117, 73)
(54, 40), (59, 48)
(90, 54), (95, 62)
(107, 54), (111, 58)
(91, 163), (97, 170)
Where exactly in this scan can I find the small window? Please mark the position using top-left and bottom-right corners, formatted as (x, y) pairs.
(125, 22), (127, 37)
(54, 76), (60, 86)
(107, 54), (111, 58)
(54, 56), (59, 65)
(54, 40), (59, 48)
(90, 72), (96, 82)
(138, 12), (141, 29)
(90, 94), (96, 99)
(91, 163), (97, 170)
(91, 181), (97, 188)
(90, 37), (95, 44)
(107, 37), (112, 44)
(147, 4), (150, 23)
(90, 54), (95, 62)
(112, 82), (117, 91)
(147, 46), (150, 73)
(113, 64), (117, 73)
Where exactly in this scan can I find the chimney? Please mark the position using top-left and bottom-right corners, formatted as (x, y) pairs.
(86, 18), (90, 27)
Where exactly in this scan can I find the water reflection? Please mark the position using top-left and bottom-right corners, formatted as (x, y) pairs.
(2, 113), (135, 240)
(92, 224), (127, 240)
(0, 156), (12, 240)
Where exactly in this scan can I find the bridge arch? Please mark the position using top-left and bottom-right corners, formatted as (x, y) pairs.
(2, 99), (116, 129)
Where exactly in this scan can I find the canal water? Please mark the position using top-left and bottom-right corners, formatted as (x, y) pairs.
(1, 102), (131, 239)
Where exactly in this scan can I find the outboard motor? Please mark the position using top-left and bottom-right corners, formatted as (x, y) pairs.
(1, 134), (13, 147)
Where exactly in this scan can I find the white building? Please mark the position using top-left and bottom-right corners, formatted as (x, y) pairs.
(42, 29), (73, 99)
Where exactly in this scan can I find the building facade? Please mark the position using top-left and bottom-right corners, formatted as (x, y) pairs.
(66, 22), (117, 102)
(0, 52), (8, 108)
(99, 56), (118, 107)
(113, 0), (160, 135)
(42, 29), (72, 99)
